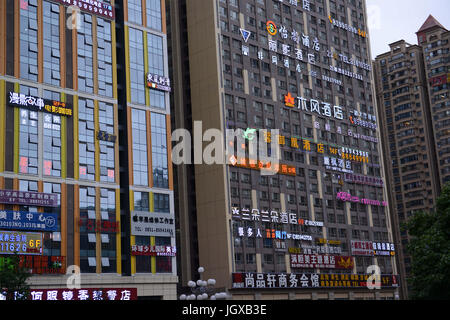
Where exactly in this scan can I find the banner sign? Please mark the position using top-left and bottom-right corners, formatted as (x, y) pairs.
(0, 231), (42, 255)
(0, 211), (58, 232)
(78, 218), (119, 233)
(131, 211), (175, 237)
(0, 189), (59, 207)
(131, 245), (176, 257)
(0, 255), (65, 274)
(232, 273), (399, 289)
(351, 240), (374, 256)
(8, 92), (72, 117)
(344, 173), (384, 188)
(337, 192), (387, 207)
(51, 0), (115, 20)
(27, 288), (137, 300)
(231, 207), (322, 227)
(290, 254), (354, 269)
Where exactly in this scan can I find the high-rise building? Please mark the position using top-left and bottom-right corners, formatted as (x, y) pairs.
(169, 0), (400, 300)
(373, 15), (449, 299)
(0, 0), (177, 300)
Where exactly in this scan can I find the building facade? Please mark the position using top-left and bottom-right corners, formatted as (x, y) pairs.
(373, 15), (449, 299)
(170, 0), (400, 300)
(0, 0), (177, 300)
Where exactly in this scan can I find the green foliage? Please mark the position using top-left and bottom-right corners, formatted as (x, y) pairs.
(405, 183), (450, 300)
(0, 255), (32, 300)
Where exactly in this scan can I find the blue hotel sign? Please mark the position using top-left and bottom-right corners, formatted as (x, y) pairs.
(0, 210), (58, 232)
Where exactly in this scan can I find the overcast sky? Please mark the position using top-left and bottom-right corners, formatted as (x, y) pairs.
(366, 0), (450, 58)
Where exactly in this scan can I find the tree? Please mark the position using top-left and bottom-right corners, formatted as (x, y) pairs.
(0, 255), (32, 300)
(405, 183), (450, 300)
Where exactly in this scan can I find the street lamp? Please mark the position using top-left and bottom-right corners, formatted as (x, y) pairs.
(179, 267), (229, 300)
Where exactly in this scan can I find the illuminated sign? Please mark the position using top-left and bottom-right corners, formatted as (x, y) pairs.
(344, 173), (384, 188)
(316, 238), (342, 245)
(266, 20), (277, 35)
(26, 288), (137, 300)
(0, 210), (58, 232)
(297, 244), (342, 255)
(328, 15), (367, 38)
(284, 92), (295, 107)
(348, 130), (378, 143)
(231, 208), (323, 227)
(131, 245), (176, 257)
(0, 189), (59, 207)
(146, 73), (171, 92)
(337, 192), (387, 207)
(229, 156), (297, 176)
(329, 64), (364, 81)
(51, 0), (115, 20)
(131, 211), (175, 237)
(328, 50), (372, 71)
(232, 273), (399, 289)
(350, 115), (377, 130)
(290, 254), (354, 269)
(373, 242), (395, 256)
(324, 156), (353, 173)
(0, 231), (42, 256)
(8, 92), (72, 117)
(285, 95), (344, 120)
(237, 226), (312, 241)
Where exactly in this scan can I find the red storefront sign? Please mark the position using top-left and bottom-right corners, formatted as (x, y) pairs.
(351, 240), (374, 256)
(290, 254), (354, 269)
(78, 218), (119, 233)
(28, 288), (137, 300)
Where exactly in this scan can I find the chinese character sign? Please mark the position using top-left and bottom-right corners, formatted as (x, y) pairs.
(27, 288), (137, 300)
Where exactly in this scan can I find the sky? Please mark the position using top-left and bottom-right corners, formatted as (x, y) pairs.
(366, 0), (450, 58)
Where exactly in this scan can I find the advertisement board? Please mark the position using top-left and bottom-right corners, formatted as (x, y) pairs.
(0, 210), (58, 232)
(0, 231), (43, 255)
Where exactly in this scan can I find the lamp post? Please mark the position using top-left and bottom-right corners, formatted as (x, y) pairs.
(179, 267), (230, 300)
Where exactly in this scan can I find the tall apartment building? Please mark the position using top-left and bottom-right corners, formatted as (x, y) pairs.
(373, 15), (449, 299)
(169, 0), (400, 300)
(417, 16), (450, 186)
(0, 0), (177, 300)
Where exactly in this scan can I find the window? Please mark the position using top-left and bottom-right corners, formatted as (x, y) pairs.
(43, 90), (61, 177)
(78, 98), (96, 181)
(18, 86), (39, 175)
(99, 102), (115, 183)
(97, 18), (113, 97)
(146, 0), (162, 31)
(148, 33), (165, 76)
(43, 1), (60, 86)
(100, 188), (117, 273)
(128, 0), (143, 24)
(77, 13), (94, 93)
(151, 113), (169, 188)
(79, 187), (97, 273)
(20, 0), (38, 81)
(129, 28), (145, 104)
(132, 109), (148, 186)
